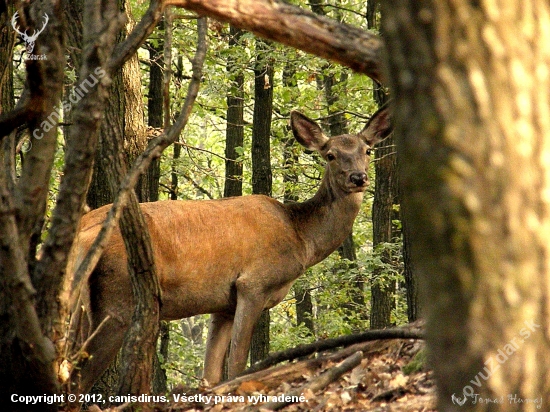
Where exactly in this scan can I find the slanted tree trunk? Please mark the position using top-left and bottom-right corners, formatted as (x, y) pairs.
(249, 38), (274, 365)
(80, 0), (158, 401)
(382, 0), (550, 408)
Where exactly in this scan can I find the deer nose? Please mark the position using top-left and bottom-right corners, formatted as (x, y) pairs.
(350, 172), (368, 187)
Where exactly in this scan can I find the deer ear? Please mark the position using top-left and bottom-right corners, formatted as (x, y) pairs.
(359, 104), (393, 147)
(290, 111), (329, 151)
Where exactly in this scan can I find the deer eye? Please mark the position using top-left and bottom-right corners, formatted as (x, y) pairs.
(326, 153), (336, 161)
(366, 148), (372, 156)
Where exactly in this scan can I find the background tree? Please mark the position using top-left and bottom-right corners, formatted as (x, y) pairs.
(224, 26), (245, 199)
(249, 38), (274, 365)
(365, 0), (400, 330)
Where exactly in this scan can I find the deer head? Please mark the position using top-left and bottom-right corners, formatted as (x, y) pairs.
(11, 11), (49, 55)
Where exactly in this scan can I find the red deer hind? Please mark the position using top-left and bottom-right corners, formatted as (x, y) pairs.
(66, 106), (392, 392)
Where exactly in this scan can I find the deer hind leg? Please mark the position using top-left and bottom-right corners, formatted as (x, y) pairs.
(226, 282), (267, 380)
(69, 272), (132, 395)
(69, 310), (128, 395)
(203, 312), (234, 385)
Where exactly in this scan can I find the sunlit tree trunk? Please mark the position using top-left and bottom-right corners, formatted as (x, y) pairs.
(383, 0), (550, 408)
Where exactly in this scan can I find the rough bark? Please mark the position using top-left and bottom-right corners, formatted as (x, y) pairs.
(370, 130), (398, 329)
(382, 0), (550, 408)
(146, 23), (163, 201)
(223, 26), (245, 199)
(249, 38), (274, 365)
(0, 1), (15, 193)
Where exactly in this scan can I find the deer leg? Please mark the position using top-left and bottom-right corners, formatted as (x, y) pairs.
(203, 312), (234, 384)
(227, 287), (266, 379)
(70, 314), (128, 395)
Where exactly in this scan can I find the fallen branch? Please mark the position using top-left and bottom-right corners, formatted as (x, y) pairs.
(212, 335), (407, 396)
(212, 355), (326, 395)
(243, 327), (423, 375)
(258, 351), (364, 411)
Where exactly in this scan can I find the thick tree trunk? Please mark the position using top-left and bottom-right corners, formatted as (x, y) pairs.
(383, 0), (550, 408)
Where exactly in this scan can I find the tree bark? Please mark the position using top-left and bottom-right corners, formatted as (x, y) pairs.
(382, 0), (550, 408)
(224, 26), (245, 199)
(249, 38), (274, 365)
(370, 130), (398, 330)
(146, 21), (163, 201)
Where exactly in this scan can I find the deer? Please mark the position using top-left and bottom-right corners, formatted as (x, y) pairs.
(65, 106), (391, 394)
(11, 11), (49, 55)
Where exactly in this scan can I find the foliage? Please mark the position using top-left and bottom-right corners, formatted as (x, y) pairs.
(5, 0), (404, 389)
(161, 319), (206, 388)
(403, 348), (427, 375)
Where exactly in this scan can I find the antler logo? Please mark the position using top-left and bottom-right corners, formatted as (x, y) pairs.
(11, 11), (49, 55)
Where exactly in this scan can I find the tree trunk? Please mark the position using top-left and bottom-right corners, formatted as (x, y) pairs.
(280, 60), (316, 337)
(224, 26), (245, 199)
(382, 0), (550, 408)
(366, 3), (398, 331)
(146, 19), (166, 395)
(85, 1), (159, 401)
(0, 1), (15, 192)
(370, 129), (398, 329)
(249, 38), (274, 365)
(146, 22), (163, 201)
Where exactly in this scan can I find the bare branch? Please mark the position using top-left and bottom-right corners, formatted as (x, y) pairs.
(260, 351), (364, 410)
(243, 327), (423, 375)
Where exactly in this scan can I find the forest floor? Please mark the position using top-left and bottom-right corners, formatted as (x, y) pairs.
(90, 323), (436, 412)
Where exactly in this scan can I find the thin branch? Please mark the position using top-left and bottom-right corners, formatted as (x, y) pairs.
(70, 315), (111, 361)
(181, 172), (214, 199)
(175, 141), (235, 162)
(72, 17), (208, 291)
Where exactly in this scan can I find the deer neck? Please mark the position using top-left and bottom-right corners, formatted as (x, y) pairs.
(289, 175), (364, 268)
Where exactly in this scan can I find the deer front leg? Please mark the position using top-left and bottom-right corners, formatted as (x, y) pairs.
(227, 285), (266, 379)
(203, 313), (234, 385)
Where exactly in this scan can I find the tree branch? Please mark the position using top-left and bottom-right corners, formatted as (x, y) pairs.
(260, 351), (364, 411)
(109, 0), (164, 72)
(166, 0), (384, 82)
(243, 327), (423, 375)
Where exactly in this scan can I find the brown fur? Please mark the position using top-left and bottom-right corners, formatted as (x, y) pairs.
(66, 106), (392, 392)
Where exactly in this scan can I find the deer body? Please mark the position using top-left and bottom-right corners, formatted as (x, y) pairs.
(68, 107), (391, 392)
